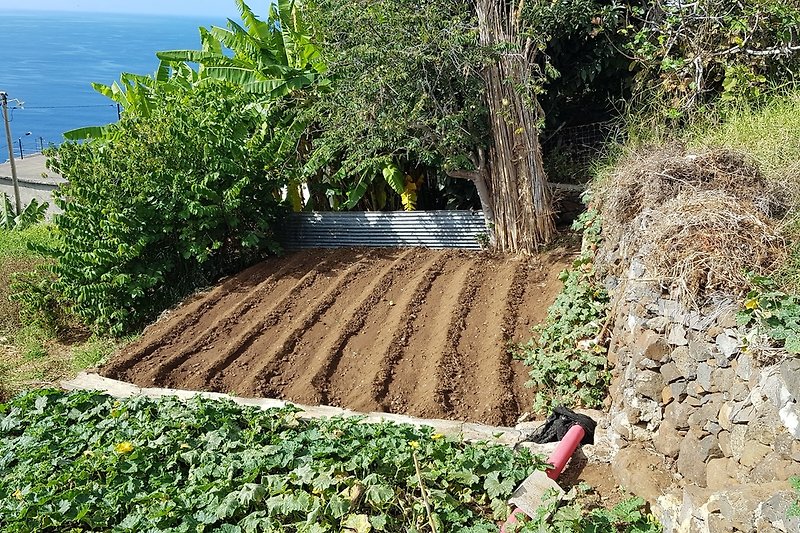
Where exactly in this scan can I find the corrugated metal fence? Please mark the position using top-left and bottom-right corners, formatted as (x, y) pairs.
(279, 210), (488, 251)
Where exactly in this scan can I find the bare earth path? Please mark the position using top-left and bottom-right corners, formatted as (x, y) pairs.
(102, 247), (574, 426)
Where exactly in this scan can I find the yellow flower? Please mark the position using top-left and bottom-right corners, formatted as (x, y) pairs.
(115, 441), (134, 454)
(180, 443), (190, 449)
(431, 434), (444, 440)
(744, 298), (760, 310)
(13, 489), (23, 500)
(409, 440), (420, 450)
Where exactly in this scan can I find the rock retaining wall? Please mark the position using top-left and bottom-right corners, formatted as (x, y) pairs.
(605, 257), (800, 532)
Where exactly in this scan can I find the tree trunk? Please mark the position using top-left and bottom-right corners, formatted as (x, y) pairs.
(475, 0), (555, 253)
(447, 147), (496, 245)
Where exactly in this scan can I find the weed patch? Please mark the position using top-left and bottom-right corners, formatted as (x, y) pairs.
(513, 210), (611, 414)
(511, 487), (661, 532)
(790, 477), (800, 519)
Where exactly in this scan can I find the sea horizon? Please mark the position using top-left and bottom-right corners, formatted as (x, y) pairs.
(0, 10), (232, 161)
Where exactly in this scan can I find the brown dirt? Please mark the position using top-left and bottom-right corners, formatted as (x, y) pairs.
(102, 246), (574, 425)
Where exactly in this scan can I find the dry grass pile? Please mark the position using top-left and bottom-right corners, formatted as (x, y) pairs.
(644, 192), (783, 299)
(595, 145), (786, 302)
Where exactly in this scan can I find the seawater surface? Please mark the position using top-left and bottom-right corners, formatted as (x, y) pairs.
(0, 10), (229, 159)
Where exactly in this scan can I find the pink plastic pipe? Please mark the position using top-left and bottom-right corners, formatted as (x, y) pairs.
(546, 424), (585, 479)
(501, 424), (586, 531)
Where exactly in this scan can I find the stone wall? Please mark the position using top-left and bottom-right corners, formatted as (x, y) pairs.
(604, 257), (800, 532)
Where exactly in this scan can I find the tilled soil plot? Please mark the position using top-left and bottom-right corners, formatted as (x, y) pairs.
(103, 247), (573, 426)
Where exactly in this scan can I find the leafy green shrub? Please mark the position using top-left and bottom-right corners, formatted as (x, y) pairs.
(0, 390), (542, 532)
(0, 194), (48, 230)
(513, 210), (611, 413)
(789, 476), (800, 518)
(45, 82), (285, 334)
(737, 275), (800, 355)
(511, 490), (661, 532)
(0, 225), (62, 337)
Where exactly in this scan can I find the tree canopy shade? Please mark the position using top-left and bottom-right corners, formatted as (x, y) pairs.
(304, 0), (557, 251)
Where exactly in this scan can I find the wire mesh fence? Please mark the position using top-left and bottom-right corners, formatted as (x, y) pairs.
(542, 121), (625, 184)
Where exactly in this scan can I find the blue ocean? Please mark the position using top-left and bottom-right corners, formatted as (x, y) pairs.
(0, 11), (231, 160)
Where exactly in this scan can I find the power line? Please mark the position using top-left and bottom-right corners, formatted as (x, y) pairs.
(10, 104), (117, 109)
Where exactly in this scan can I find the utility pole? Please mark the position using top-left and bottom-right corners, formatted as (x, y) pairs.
(1, 92), (22, 214)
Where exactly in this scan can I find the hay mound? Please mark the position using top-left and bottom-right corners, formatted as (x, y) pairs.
(595, 145), (785, 302)
(644, 191), (783, 300)
(599, 145), (775, 231)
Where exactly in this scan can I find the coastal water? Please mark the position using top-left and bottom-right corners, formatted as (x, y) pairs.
(0, 11), (230, 161)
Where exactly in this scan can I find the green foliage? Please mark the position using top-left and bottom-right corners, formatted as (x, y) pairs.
(302, 0), (488, 209)
(737, 275), (800, 355)
(0, 389), (543, 531)
(10, 267), (73, 337)
(157, 0), (324, 98)
(611, 0), (800, 114)
(511, 490), (661, 532)
(70, 337), (119, 371)
(513, 210), (611, 414)
(0, 194), (48, 231)
(789, 476), (800, 518)
(0, 224), (56, 260)
(46, 82), (285, 335)
(0, 225), (62, 337)
(521, 0), (633, 128)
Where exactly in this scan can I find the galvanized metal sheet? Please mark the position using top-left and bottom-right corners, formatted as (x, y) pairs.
(279, 210), (488, 250)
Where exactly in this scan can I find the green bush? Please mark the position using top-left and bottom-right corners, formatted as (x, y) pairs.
(513, 210), (611, 413)
(737, 275), (800, 357)
(511, 490), (661, 532)
(0, 390), (542, 532)
(45, 82), (286, 334)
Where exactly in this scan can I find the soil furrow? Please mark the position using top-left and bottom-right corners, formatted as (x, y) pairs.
(445, 258), (521, 426)
(103, 253), (312, 380)
(102, 245), (578, 426)
(369, 253), (454, 411)
(171, 252), (369, 391)
(150, 267), (325, 388)
(499, 259), (536, 417)
(211, 254), (381, 396)
(323, 249), (445, 411)
(381, 255), (476, 419)
(104, 251), (325, 385)
(429, 262), (486, 418)
(260, 249), (418, 404)
(140, 247), (356, 384)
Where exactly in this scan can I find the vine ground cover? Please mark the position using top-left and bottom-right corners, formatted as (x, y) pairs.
(0, 390), (544, 532)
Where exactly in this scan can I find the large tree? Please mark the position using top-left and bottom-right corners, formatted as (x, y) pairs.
(304, 0), (556, 252)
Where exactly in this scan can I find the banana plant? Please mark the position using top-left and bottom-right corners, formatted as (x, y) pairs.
(157, 0), (325, 99)
(63, 64), (200, 140)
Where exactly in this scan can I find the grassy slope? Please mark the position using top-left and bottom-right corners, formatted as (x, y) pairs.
(0, 226), (120, 401)
(688, 93), (800, 292)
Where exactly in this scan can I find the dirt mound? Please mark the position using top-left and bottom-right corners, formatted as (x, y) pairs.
(102, 247), (573, 426)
